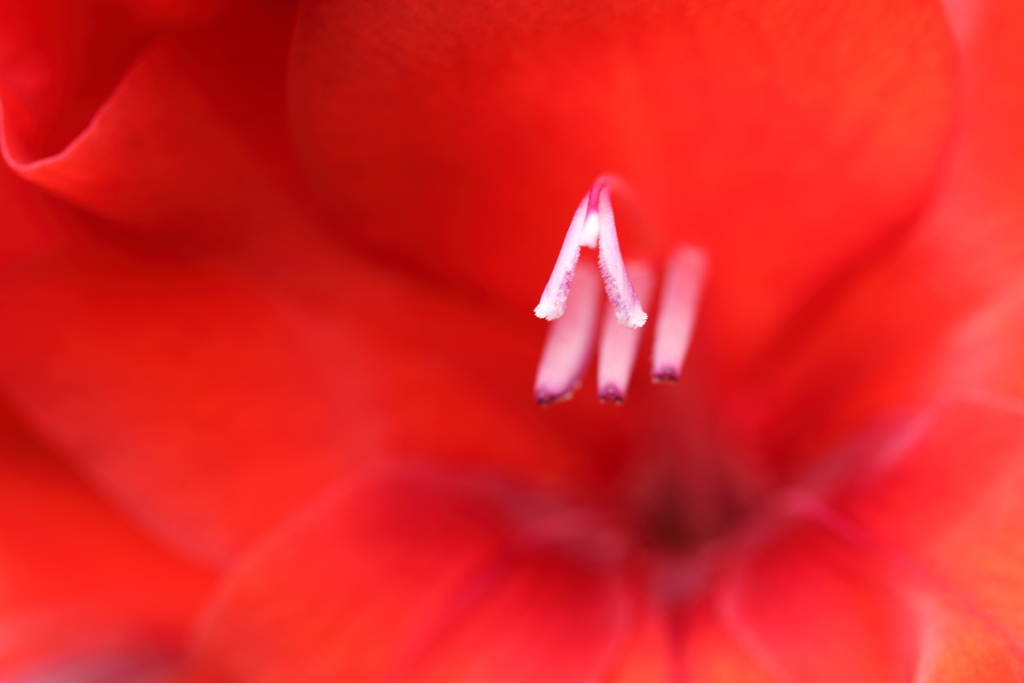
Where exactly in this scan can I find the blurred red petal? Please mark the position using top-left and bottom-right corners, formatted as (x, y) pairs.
(401, 554), (627, 683)
(0, 625), (186, 683)
(0, 242), (356, 564)
(194, 472), (628, 683)
(0, 403), (212, 619)
(682, 605), (776, 683)
(837, 396), (1024, 642)
(0, 0), (653, 561)
(0, 401), (214, 680)
(915, 602), (1023, 683)
(720, 525), (918, 683)
(606, 601), (777, 683)
(604, 606), (675, 683)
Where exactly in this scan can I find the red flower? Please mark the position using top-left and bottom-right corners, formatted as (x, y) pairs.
(1, 0), (1023, 680)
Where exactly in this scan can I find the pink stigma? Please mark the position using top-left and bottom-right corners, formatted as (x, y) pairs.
(534, 176), (647, 329)
(652, 246), (708, 382)
(534, 262), (602, 405)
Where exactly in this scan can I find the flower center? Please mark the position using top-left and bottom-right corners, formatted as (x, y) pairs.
(533, 176), (709, 404)
(531, 177), (765, 591)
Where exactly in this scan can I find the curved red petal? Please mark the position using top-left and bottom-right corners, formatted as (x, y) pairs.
(0, 0), (238, 165)
(288, 0), (956, 374)
(8, 1), (307, 251)
(729, 0), (1024, 466)
(0, 0), (641, 562)
(0, 129), (688, 564)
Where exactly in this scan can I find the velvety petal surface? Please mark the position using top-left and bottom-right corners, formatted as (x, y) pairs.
(288, 0), (957, 377)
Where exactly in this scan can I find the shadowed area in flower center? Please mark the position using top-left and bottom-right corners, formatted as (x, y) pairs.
(189, 399), (930, 683)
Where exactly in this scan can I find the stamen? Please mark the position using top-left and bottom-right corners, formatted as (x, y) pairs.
(597, 261), (656, 403)
(534, 177), (647, 328)
(651, 246), (708, 382)
(534, 262), (602, 405)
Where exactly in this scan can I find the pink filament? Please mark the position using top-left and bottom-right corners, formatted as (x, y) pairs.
(651, 246), (708, 382)
(597, 261), (656, 403)
(534, 262), (602, 404)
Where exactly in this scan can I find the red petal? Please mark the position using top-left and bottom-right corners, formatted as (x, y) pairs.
(0, 404), (213, 619)
(0, 0), (237, 165)
(720, 524), (919, 683)
(836, 397), (1024, 642)
(606, 600), (778, 683)
(288, 0), (956, 374)
(401, 555), (627, 683)
(730, 0), (1024, 468)
(0, 243), (358, 565)
(0, 401), (214, 679)
(8, 1), (306, 249)
(682, 605), (776, 683)
(604, 605), (676, 683)
(194, 472), (629, 683)
(0, 196), (622, 562)
(915, 602), (1023, 683)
